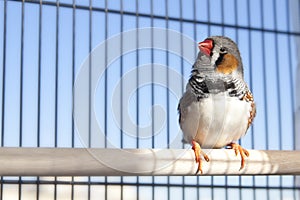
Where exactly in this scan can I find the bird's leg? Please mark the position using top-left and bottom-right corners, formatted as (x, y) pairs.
(227, 143), (249, 170)
(192, 140), (209, 174)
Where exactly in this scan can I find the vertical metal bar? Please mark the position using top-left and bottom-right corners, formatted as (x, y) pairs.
(88, 0), (92, 199)
(150, 0), (154, 150)
(72, 3), (76, 200)
(88, 0), (92, 149)
(259, 0), (267, 149)
(135, 1), (140, 150)
(165, 0), (171, 200)
(71, 1), (76, 200)
(206, 0), (214, 199)
(178, 0), (185, 199)
(150, 0), (155, 199)
(19, 0), (25, 199)
(285, 0), (294, 149)
(246, 1), (256, 200)
(36, 0), (42, 199)
(286, 0), (295, 152)
(297, 11), (300, 196)
(246, 0), (252, 168)
(0, 0), (6, 199)
(260, 0), (269, 199)
(295, 0), (300, 189)
(19, 0), (25, 149)
(165, 0), (170, 199)
(220, 0), (224, 36)
(273, 0), (283, 199)
(72, 0), (76, 150)
(104, 0), (108, 150)
(207, 0), (210, 36)
(191, 0), (201, 198)
(246, 0), (251, 193)
(220, 0), (226, 198)
(104, 0), (108, 199)
(54, 1), (60, 199)
(55, 0), (59, 150)
(179, 0), (184, 97)
(273, 0), (282, 152)
(165, 0), (170, 151)
(135, 1), (140, 199)
(120, 0), (124, 199)
(228, 0), (240, 198)
(37, 0), (42, 151)
(246, 0), (256, 199)
(120, 0), (124, 150)
(286, 0), (297, 199)
(1, 0), (7, 148)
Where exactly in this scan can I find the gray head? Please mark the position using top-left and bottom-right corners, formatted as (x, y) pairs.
(195, 36), (244, 78)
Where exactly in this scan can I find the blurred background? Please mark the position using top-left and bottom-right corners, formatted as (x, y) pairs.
(0, 0), (300, 199)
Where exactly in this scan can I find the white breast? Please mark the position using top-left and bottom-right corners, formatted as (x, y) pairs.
(180, 92), (251, 148)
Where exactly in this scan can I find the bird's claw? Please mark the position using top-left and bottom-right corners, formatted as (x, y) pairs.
(227, 143), (249, 170)
(192, 140), (209, 174)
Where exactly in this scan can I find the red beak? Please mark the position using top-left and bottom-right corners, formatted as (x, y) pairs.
(198, 39), (213, 56)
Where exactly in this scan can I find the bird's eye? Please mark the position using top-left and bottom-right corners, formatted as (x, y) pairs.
(220, 47), (227, 53)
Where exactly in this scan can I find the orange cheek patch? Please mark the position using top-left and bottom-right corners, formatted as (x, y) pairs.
(216, 54), (239, 74)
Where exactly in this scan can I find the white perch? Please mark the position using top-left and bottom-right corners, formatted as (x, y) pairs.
(0, 148), (299, 176)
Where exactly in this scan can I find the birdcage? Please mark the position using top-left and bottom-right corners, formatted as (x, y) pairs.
(0, 0), (300, 199)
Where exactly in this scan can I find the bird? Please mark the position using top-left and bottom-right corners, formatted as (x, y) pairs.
(177, 36), (256, 174)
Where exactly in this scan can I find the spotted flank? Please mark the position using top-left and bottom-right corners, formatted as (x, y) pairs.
(243, 91), (256, 129)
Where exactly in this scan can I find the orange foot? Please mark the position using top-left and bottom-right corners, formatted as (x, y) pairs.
(192, 140), (209, 174)
(227, 143), (249, 170)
